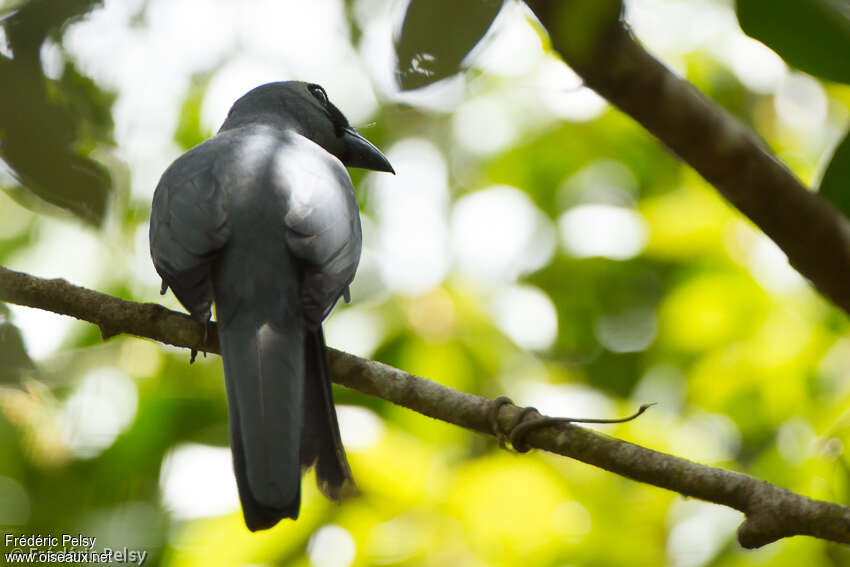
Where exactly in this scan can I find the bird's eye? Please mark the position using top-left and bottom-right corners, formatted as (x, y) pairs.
(308, 84), (328, 107)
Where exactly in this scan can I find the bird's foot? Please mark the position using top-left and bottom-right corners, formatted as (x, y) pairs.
(188, 310), (211, 364)
(160, 280), (169, 295)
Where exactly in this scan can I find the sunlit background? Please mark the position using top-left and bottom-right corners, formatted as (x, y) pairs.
(1, 0), (850, 565)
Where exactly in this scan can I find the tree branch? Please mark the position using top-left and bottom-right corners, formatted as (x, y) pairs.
(524, 0), (850, 317)
(2, 265), (849, 548)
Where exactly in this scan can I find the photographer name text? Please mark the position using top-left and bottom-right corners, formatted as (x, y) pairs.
(3, 534), (147, 565)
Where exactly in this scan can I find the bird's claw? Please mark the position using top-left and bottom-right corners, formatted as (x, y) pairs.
(188, 310), (211, 364)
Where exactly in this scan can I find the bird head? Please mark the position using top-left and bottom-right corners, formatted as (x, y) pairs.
(220, 81), (394, 174)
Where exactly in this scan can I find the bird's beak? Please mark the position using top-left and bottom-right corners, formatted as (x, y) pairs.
(342, 127), (395, 174)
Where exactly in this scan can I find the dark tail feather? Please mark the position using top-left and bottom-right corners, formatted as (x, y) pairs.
(218, 307), (305, 531)
(300, 327), (355, 500)
(226, 375), (299, 530)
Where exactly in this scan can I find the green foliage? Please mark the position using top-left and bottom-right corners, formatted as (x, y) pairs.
(174, 74), (212, 151)
(1, 1), (850, 566)
(551, 0), (623, 65)
(820, 129), (850, 218)
(0, 304), (33, 383)
(0, 0), (113, 225)
(737, 0), (850, 85)
(395, 0), (503, 90)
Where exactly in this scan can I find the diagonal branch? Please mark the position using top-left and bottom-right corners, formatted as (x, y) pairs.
(524, 0), (850, 317)
(2, 264), (849, 548)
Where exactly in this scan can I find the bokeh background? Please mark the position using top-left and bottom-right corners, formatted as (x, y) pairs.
(1, 0), (850, 565)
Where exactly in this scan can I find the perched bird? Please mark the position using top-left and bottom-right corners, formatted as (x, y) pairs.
(149, 81), (393, 530)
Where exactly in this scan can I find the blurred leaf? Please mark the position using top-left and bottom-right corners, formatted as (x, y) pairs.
(446, 453), (569, 561)
(395, 0), (503, 90)
(175, 74), (213, 150)
(487, 113), (681, 214)
(683, 52), (759, 125)
(820, 128), (850, 218)
(0, 304), (34, 383)
(3, 0), (101, 58)
(57, 61), (116, 147)
(640, 183), (735, 261)
(659, 271), (767, 353)
(737, 0), (850, 84)
(0, 0), (112, 225)
(553, 0), (623, 65)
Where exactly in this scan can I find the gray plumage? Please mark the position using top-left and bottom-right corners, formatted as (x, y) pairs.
(149, 81), (393, 530)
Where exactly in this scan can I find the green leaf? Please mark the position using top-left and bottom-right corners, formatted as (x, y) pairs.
(175, 73), (213, 150)
(0, 304), (34, 383)
(395, 0), (503, 90)
(737, 0), (850, 84)
(0, 1), (113, 226)
(820, 129), (850, 217)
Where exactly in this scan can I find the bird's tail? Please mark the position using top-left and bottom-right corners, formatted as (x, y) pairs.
(301, 327), (356, 499)
(217, 292), (305, 531)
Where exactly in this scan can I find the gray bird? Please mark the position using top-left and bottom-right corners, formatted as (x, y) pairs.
(149, 81), (393, 530)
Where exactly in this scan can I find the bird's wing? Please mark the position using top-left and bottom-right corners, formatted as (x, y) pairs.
(273, 133), (363, 326)
(149, 137), (232, 321)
